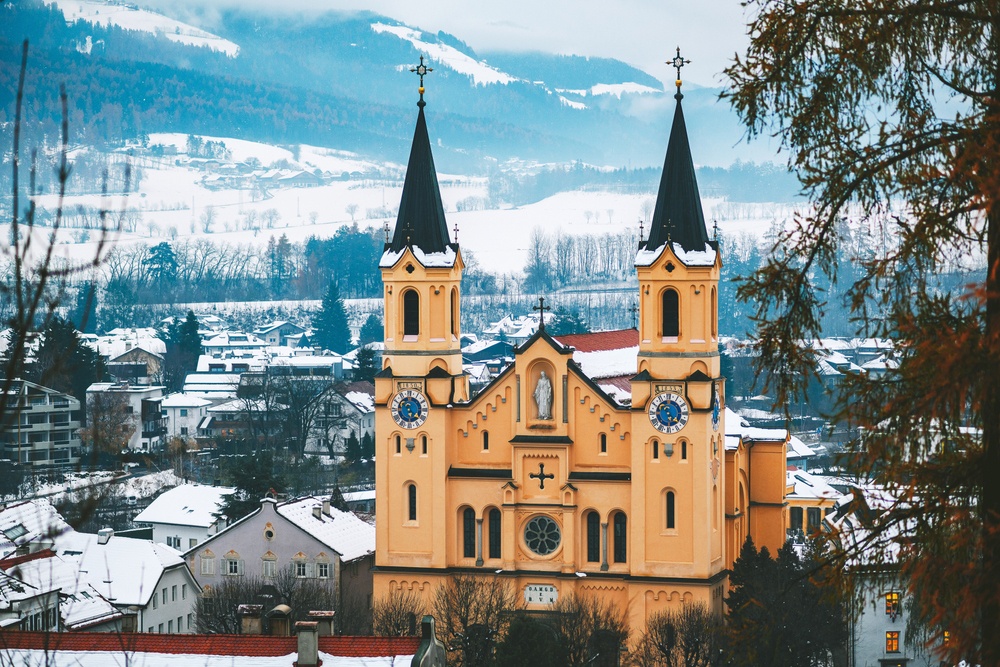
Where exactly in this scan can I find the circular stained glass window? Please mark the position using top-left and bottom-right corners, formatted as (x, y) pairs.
(524, 515), (561, 556)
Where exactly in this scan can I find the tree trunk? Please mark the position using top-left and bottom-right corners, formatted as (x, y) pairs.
(983, 204), (1000, 666)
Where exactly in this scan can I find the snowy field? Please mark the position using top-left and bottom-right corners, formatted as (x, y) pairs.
(19, 134), (792, 276)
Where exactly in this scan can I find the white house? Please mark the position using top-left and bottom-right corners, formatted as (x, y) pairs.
(134, 484), (234, 550)
(160, 393), (212, 440)
(85, 382), (167, 452)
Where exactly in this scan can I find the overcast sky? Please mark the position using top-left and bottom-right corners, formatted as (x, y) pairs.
(167, 0), (752, 88)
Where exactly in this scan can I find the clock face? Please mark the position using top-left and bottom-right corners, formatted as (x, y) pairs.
(648, 392), (690, 434)
(390, 390), (429, 429)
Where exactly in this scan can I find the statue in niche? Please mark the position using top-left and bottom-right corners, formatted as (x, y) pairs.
(534, 370), (553, 420)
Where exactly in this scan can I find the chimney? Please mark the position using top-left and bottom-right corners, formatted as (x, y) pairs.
(239, 604), (263, 635)
(312, 505), (322, 520)
(294, 621), (320, 667)
(322, 500), (331, 517)
(308, 610), (335, 636)
(97, 528), (114, 545)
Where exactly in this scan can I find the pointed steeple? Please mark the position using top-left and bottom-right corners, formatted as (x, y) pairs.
(644, 91), (710, 255)
(387, 96), (452, 255)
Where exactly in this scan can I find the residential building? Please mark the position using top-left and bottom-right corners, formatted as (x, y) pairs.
(253, 321), (306, 347)
(0, 379), (82, 467)
(85, 382), (167, 452)
(784, 466), (843, 542)
(160, 393), (212, 440)
(107, 347), (164, 385)
(186, 496), (375, 618)
(372, 85), (788, 628)
(134, 484), (234, 550)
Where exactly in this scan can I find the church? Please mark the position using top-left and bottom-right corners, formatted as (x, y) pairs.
(372, 60), (788, 629)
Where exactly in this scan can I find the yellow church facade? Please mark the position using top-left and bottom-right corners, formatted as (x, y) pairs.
(372, 82), (787, 630)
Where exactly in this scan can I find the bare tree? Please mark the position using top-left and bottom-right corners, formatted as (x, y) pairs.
(637, 604), (722, 667)
(79, 390), (135, 456)
(372, 589), (426, 637)
(200, 205), (215, 233)
(433, 574), (522, 666)
(345, 203), (358, 222)
(550, 593), (629, 667)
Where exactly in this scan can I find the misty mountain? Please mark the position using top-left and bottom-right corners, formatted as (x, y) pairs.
(2, 0), (781, 172)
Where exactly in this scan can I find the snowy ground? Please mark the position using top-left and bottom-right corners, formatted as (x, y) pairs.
(17, 134), (791, 277)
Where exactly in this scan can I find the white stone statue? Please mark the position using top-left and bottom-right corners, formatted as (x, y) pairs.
(534, 370), (553, 420)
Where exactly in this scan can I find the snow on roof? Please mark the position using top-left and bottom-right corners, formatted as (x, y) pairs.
(787, 435), (816, 459)
(861, 354), (899, 371)
(725, 435), (741, 451)
(571, 346), (638, 380)
(0, 499), (72, 558)
(277, 497), (375, 563)
(57, 532), (185, 607)
(4, 552), (121, 630)
(635, 241), (718, 267)
(134, 484), (234, 528)
(724, 406), (787, 443)
(161, 392), (213, 408)
(786, 468), (842, 501)
(342, 490), (375, 502)
(344, 391), (375, 413)
(183, 373), (242, 385)
(378, 243), (457, 269)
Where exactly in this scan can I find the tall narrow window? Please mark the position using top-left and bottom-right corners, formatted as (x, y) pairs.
(483, 431), (489, 451)
(711, 287), (718, 338)
(451, 288), (459, 337)
(421, 435), (427, 455)
(790, 506), (803, 532)
(586, 511), (600, 562)
(613, 513), (627, 563)
(885, 631), (900, 653)
(600, 433), (607, 453)
(463, 508), (476, 558)
(488, 509), (501, 559)
(408, 484), (417, 521)
(652, 440), (659, 459)
(666, 491), (676, 530)
(885, 592), (900, 616)
(681, 440), (687, 460)
(662, 289), (679, 338)
(395, 435), (401, 455)
(403, 290), (420, 336)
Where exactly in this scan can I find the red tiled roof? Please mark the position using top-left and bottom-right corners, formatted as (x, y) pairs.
(555, 329), (638, 353)
(0, 632), (420, 657)
(0, 548), (56, 569)
(596, 375), (633, 395)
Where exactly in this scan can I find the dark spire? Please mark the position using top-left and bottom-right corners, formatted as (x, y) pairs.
(388, 61), (451, 255)
(644, 49), (710, 255)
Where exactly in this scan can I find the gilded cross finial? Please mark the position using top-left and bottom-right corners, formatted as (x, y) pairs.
(669, 46), (690, 98)
(410, 55), (433, 107)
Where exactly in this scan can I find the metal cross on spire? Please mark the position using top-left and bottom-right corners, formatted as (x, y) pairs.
(410, 55), (433, 107)
(669, 46), (691, 97)
(453, 220), (460, 244)
(533, 297), (550, 331)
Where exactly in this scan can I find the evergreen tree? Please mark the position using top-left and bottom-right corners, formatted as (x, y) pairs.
(70, 282), (98, 334)
(361, 431), (374, 460)
(312, 280), (351, 354)
(144, 242), (178, 285)
(354, 346), (378, 383)
(31, 317), (106, 411)
(358, 313), (383, 345)
(163, 311), (202, 391)
(345, 431), (362, 464)
(547, 307), (589, 336)
(218, 450), (284, 522)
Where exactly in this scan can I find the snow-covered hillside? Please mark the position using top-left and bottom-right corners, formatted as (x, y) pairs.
(50, 0), (240, 56)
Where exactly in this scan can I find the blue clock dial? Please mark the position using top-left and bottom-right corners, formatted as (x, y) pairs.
(648, 392), (689, 434)
(391, 390), (429, 429)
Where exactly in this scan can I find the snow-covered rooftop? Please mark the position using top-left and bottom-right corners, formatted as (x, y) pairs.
(277, 497), (375, 563)
(635, 241), (718, 268)
(378, 244), (457, 269)
(134, 484), (234, 529)
(0, 499), (72, 558)
(161, 393), (213, 409)
(786, 468), (842, 501)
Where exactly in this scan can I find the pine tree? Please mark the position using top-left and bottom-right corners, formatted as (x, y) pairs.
(312, 280), (351, 354)
(163, 311), (202, 391)
(31, 317), (106, 411)
(358, 313), (383, 345)
(354, 346), (378, 383)
(547, 307), (589, 336)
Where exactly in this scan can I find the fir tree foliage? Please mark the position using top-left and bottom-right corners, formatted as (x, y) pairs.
(312, 280), (351, 354)
(30, 317), (106, 410)
(163, 311), (202, 391)
(725, 1), (1000, 661)
(547, 307), (589, 336)
(359, 313), (384, 345)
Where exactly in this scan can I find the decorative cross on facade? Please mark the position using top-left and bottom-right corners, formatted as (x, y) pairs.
(410, 55), (433, 105)
(533, 297), (550, 331)
(669, 46), (691, 95)
(529, 462), (554, 489)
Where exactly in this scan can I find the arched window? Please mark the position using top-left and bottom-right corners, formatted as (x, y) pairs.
(613, 513), (627, 563)
(483, 430), (489, 451)
(711, 287), (718, 338)
(462, 508), (476, 558)
(408, 484), (417, 522)
(681, 440), (688, 460)
(600, 433), (607, 454)
(421, 435), (427, 455)
(586, 511), (600, 563)
(666, 491), (676, 530)
(403, 290), (420, 336)
(652, 439), (659, 460)
(488, 508), (501, 559)
(662, 289), (679, 338)
(451, 288), (459, 337)
(395, 435), (401, 455)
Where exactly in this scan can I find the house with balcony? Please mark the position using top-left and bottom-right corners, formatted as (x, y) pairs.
(0, 379), (82, 466)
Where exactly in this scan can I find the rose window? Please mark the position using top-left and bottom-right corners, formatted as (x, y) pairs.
(524, 515), (561, 556)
